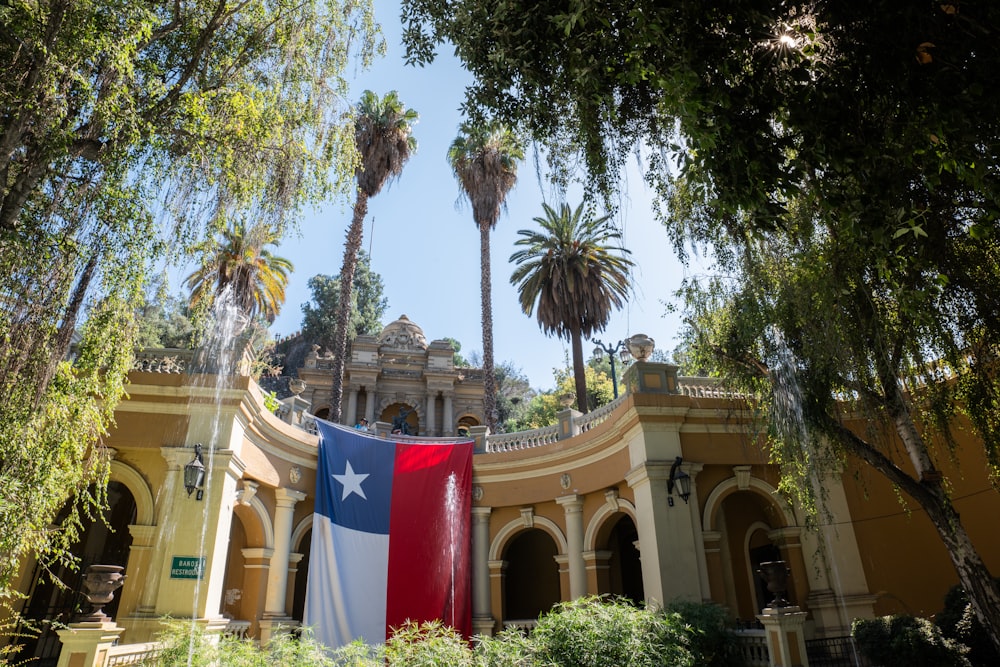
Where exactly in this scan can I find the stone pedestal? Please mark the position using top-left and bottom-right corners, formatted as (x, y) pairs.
(55, 622), (124, 667)
(469, 425), (489, 453)
(472, 616), (496, 637)
(258, 618), (301, 645)
(757, 606), (810, 667)
(556, 408), (581, 440)
(622, 361), (679, 395)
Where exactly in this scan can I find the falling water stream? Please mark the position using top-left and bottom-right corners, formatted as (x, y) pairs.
(185, 286), (249, 662)
(770, 331), (863, 662)
(443, 472), (459, 627)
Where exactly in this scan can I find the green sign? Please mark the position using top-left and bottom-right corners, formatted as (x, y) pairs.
(170, 556), (206, 580)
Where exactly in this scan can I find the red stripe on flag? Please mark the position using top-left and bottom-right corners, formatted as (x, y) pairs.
(385, 442), (472, 639)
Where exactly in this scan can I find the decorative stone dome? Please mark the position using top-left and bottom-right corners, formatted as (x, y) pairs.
(377, 314), (428, 350)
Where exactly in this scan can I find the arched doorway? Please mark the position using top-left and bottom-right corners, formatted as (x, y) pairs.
(17, 482), (137, 663)
(380, 402), (418, 435)
(291, 529), (311, 622)
(601, 514), (643, 604)
(502, 528), (560, 624)
(456, 415), (479, 437)
(716, 490), (794, 621)
(220, 514), (248, 622)
(748, 527), (781, 613)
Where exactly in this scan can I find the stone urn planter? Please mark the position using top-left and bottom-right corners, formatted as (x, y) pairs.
(625, 334), (655, 361)
(756, 560), (791, 608)
(78, 564), (126, 622)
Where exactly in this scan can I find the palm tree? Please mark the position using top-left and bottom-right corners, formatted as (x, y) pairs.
(328, 90), (417, 423)
(186, 219), (293, 323)
(448, 122), (524, 432)
(510, 202), (633, 413)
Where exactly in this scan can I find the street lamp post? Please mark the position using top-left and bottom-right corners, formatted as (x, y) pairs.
(592, 338), (632, 399)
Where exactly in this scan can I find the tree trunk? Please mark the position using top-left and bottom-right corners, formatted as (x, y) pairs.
(923, 485), (1000, 657)
(34, 252), (98, 407)
(328, 192), (367, 424)
(479, 220), (497, 433)
(828, 417), (1000, 655)
(570, 326), (588, 414)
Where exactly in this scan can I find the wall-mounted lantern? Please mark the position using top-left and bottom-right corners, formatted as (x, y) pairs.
(184, 443), (206, 501)
(667, 456), (691, 507)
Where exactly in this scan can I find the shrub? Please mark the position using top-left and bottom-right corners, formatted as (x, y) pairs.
(472, 626), (538, 667)
(143, 621), (217, 667)
(529, 596), (694, 667)
(667, 600), (747, 667)
(936, 582), (1000, 667)
(142, 600), (734, 667)
(852, 615), (971, 667)
(383, 620), (473, 666)
(146, 622), (352, 667)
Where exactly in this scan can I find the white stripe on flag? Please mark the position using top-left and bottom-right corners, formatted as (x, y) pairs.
(304, 514), (389, 647)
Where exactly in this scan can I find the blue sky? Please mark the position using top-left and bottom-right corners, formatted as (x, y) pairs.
(202, 1), (704, 390)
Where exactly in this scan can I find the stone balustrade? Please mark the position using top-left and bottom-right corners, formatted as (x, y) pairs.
(576, 394), (625, 433)
(105, 642), (162, 666)
(292, 371), (749, 454)
(485, 424), (560, 452)
(734, 629), (770, 667)
(677, 375), (745, 399)
(134, 348), (749, 457)
(131, 349), (194, 373)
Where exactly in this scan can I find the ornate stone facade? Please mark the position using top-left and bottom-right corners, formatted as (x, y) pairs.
(298, 315), (484, 436)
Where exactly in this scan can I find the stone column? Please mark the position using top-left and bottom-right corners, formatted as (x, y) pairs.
(702, 531), (727, 605)
(803, 468), (877, 637)
(285, 553), (304, 615)
(683, 462), (711, 600)
(137, 448), (184, 622)
(488, 560), (507, 633)
(364, 390), (376, 424)
(260, 487), (306, 642)
(556, 495), (587, 599)
(148, 446), (241, 634)
(758, 606), (810, 667)
(240, 547), (273, 635)
(426, 393), (437, 436)
(56, 623), (124, 667)
(347, 389), (359, 426)
(471, 507), (494, 635)
(583, 550), (612, 594)
(625, 461), (701, 605)
(554, 554), (571, 601)
(443, 393), (454, 436)
(117, 524), (156, 621)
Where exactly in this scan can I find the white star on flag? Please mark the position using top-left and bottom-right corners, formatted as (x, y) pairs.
(332, 460), (369, 501)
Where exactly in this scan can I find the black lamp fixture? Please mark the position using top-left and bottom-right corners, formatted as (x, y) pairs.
(184, 443), (206, 501)
(592, 338), (632, 399)
(667, 456), (691, 507)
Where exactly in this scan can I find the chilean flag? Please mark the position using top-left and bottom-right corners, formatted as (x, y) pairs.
(304, 420), (473, 648)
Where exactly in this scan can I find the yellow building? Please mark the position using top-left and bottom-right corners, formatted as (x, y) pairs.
(8, 317), (1000, 664)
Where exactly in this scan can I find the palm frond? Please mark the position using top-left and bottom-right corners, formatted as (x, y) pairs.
(510, 202), (633, 340)
(448, 121), (524, 229)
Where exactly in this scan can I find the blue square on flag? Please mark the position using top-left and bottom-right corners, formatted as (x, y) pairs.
(304, 420), (473, 648)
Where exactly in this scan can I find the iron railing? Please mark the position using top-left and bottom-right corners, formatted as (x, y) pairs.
(806, 635), (875, 666)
